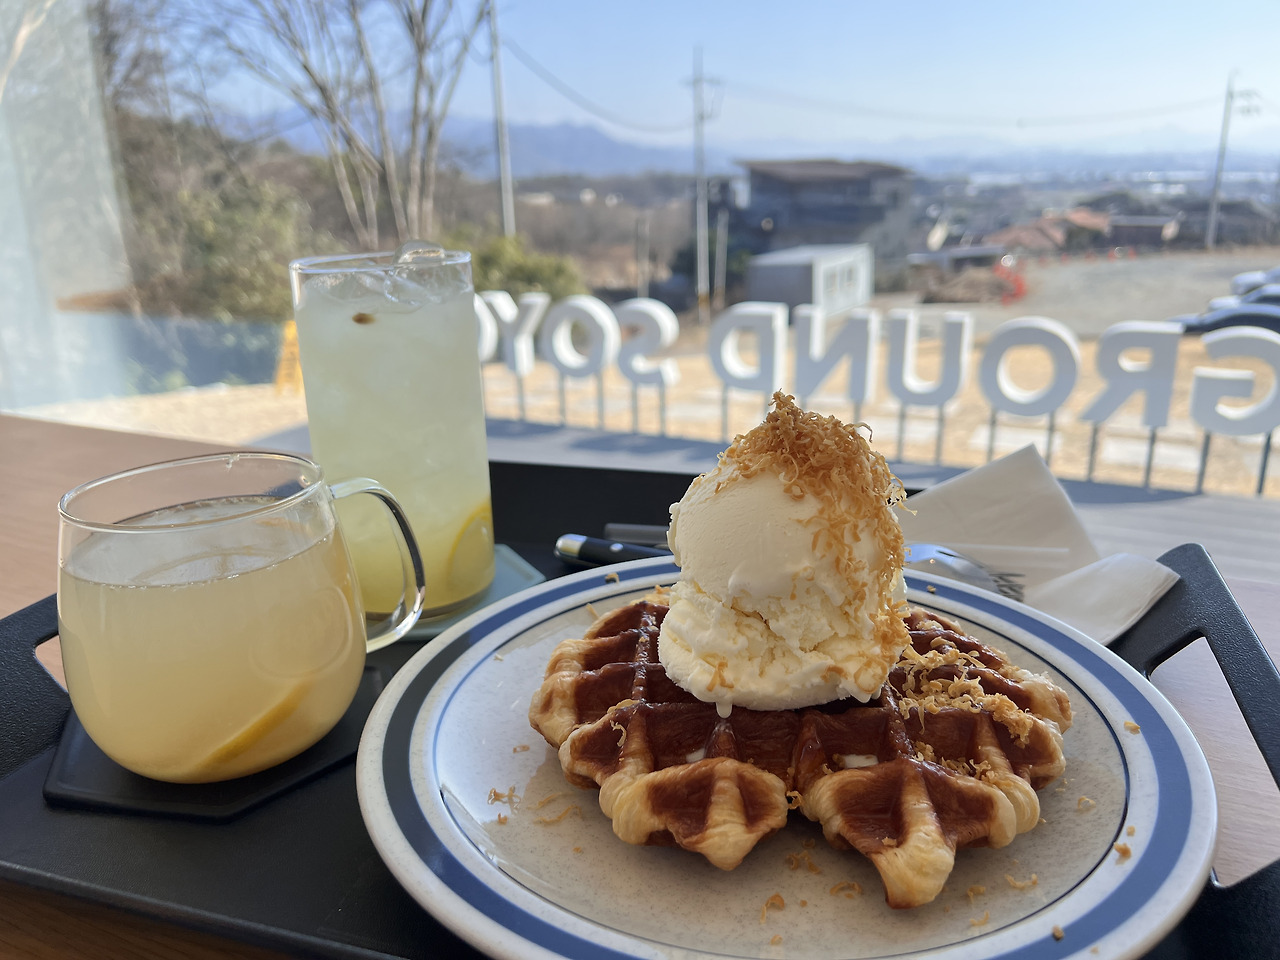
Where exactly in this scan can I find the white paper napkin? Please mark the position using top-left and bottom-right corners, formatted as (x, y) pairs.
(896, 445), (1179, 645)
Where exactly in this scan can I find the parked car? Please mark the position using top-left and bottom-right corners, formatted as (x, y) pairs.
(1230, 266), (1280, 295)
(1207, 283), (1280, 311)
(1176, 302), (1280, 335)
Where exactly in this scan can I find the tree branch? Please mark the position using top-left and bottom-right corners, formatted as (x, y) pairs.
(349, 0), (406, 241)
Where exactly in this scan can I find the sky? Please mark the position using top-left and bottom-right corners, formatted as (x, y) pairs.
(434, 0), (1280, 156)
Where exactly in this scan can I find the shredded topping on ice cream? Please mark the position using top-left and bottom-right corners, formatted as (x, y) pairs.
(722, 392), (903, 499)
(657, 393), (911, 714)
(718, 392), (906, 588)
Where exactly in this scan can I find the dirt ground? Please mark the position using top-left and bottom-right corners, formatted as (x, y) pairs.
(18, 246), (1280, 499)
(876, 246), (1280, 337)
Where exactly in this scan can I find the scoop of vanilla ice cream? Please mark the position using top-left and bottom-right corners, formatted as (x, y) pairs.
(658, 394), (908, 717)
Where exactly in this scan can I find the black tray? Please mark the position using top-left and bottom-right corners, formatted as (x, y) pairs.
(2, 460), (1278, 959)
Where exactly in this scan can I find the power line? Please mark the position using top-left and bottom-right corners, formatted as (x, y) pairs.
(502, 37), (691, 134)
(490, 38), (1229, 138)
(1251, 93), (1280, 116)
(1015, 98), (1225, 127)
(725, 79), (1222, 129)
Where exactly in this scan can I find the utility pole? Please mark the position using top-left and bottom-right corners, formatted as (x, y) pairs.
(635, 212), (651, 298)
(1273, 157), (1280, 217)
(489, 0), (516, 237)
(1205, 74), (1236, 251)
(713, 206), (728, 311)
(1205, 75), (1260, 250)
(693, 47), (710, 323)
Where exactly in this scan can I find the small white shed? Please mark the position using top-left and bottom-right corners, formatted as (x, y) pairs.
(744, 244), (873, 317)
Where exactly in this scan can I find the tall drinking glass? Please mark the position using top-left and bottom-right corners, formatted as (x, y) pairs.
(289, 243), (494, 621)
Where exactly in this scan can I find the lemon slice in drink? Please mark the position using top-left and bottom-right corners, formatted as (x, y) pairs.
(182, 679), (311, 782)
(447, 502), (495, 597)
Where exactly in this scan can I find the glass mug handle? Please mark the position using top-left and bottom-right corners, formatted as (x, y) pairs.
(328, 478), (427, 651)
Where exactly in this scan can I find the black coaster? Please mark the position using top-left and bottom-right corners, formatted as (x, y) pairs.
(43, 664), (386, 823)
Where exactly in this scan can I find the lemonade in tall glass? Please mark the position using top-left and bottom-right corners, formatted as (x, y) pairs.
(289, 244), (494, 619)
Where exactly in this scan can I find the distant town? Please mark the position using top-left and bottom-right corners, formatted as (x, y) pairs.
(484, 148), (1277, 315)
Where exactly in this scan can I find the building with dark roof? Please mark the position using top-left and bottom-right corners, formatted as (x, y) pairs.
(735, 159), (915, 264)
(1173, 198), (1277, 247)
(1108, 214), (1181, 247)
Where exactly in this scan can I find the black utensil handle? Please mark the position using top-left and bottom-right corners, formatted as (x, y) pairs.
(0, 594), (67, 780)
(554, 534), (668, 566)
(1110, 542), (1280, 790)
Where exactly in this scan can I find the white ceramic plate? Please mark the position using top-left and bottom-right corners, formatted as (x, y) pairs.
(357, 557), (1216, 960)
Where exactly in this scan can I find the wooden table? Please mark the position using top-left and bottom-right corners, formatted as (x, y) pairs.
(0, 414), (293, 959)
(2, 412), (1278, 958)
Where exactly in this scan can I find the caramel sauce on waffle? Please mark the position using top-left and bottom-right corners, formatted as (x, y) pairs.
(529, 598), (1071, 909)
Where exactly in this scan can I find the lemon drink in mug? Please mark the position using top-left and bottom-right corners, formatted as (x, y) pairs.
(290, 243), (494, 620)
(56, 453), (424, 783)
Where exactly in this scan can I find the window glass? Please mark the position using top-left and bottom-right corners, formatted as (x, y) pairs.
(1, 1), (1276, 496)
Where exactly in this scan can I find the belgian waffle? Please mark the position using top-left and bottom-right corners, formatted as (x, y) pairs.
(528, 597), (1072, 909)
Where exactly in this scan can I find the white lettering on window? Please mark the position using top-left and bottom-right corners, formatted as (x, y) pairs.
(793, 305), (878, 403)
(885, 309), (972, 406)
(979, 317), (1080, 417)
(708, 301), (787, 393)
(480, 290), (547, 377)
(614, 298), (680, 386)
(536, 295), (621, 377)
(1189, 327), (1280, 436)
(1080, 321), (1181, 428)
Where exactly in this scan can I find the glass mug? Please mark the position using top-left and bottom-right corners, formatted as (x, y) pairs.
(289, 243), (494, 623)
(56, 452), (425, 784)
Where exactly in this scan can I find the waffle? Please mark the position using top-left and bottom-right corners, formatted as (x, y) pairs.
(528, 597), (1072, 909)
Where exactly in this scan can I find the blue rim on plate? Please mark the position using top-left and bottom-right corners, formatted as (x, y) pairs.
(357, 556), (1216, 960)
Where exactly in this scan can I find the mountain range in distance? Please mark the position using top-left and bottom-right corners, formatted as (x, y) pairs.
(250, 107), (1280, 182)
(442, 116), (1280, 181)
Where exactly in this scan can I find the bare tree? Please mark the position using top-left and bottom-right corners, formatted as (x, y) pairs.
(86, 0), (171, 113)
(192, 0), (487, 249)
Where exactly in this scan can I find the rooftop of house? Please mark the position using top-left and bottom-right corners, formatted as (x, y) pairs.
(1110, 214), (1183, 227)
(750, 243), (871, 265)
(1174, 197), (1280, 219)
(738, 159), (912, 183)
(1061, 207), (1112, 232)
(982, 221), (1067, 252)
